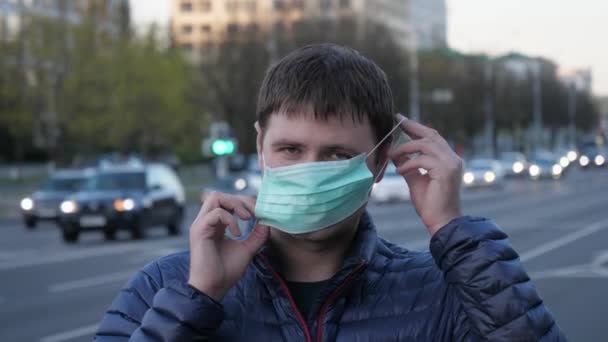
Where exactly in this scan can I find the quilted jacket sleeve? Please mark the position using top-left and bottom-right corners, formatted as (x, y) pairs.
(95, 260), (224, 341)
(430, 216), (567, 341)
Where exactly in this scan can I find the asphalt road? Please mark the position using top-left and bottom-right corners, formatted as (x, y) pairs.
(0, 166), (607, 342)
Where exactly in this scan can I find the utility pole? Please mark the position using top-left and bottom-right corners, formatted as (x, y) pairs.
(567, 82), (577, 147)
(484, 59), (495, 158)
(532, 60), (543, 151)
(408, 34), (420, 122)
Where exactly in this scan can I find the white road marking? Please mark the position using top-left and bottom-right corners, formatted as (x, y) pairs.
(529, 250), (608, 280)
(48, 270), (136, 293)
(520, 218), (608, 262)
(39, 323), (98, 342)
(0, 249), (37, 261)
(0, 239), (184, 271)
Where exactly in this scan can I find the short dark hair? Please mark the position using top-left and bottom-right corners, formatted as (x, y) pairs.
(256, 43), (394, 143)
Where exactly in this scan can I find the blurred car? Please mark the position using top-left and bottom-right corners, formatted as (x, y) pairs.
(578, 144), (606, 168)
(462, 159), (505, 188)
(202, 155), (263, 202)
(499, 152), (528, 177)
(201, 174), (258, 202)
(20, 169), (92, 229)
(528, 158), (564, 180)
(553, 148), (574, 169)
(370, 163), (410, 203)
(58, 163), (185, 243)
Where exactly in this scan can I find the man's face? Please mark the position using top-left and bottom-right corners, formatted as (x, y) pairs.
(255, 111), (388, 242)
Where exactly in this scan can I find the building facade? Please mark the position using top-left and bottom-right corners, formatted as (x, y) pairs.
(170, 0), (447, 58)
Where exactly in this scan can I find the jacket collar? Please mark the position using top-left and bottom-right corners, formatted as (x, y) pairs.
(252, 210), (378, 280)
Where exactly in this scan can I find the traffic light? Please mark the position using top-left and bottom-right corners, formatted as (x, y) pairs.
(211, 139), (235, 156)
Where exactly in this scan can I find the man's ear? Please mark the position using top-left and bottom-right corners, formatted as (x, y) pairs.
(255, 121), (264, 171)
(374, 141), (392, 183)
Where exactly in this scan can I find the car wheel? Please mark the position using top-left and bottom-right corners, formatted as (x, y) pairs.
(61, 227), (79, 244)
(167, 207), (184, 236)
(25, 218), (37, 230)
(131, 222), (145, 240)
(103, 227), (117, 241)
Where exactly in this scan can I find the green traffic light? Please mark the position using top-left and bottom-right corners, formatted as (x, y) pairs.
(212, 139), (235, 156)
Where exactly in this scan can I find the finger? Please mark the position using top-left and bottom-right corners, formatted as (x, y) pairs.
(235, 195), (256, 216)
(396, 114), (439, 139)
(201, 207), (241, 238)
(389, 139), (441, 159)
(202, 192), (253, 220)
(240, 224), (269, 255)
(394, 155), (437, 176)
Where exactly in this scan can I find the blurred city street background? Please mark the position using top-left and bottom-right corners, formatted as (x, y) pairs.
(1, 0), (608, 341)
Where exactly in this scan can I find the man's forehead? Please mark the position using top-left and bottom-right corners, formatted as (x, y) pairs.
(264, 112), (376, 148)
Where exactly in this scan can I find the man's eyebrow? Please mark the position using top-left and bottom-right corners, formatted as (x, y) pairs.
(271, 139), (305, 147)
(321, 144), (360, 153)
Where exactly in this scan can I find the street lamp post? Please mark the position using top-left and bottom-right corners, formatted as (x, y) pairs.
(408, 34), (420, 122)
(532, 60), (544, 151)
(568, 82), (577, 147)
(484, 60), (496, 158)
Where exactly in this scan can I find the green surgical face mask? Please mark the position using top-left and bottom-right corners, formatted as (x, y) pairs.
(254, 118), (406, 234)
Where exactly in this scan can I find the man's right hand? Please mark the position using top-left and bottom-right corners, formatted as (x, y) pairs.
(188, 193), (269, 302)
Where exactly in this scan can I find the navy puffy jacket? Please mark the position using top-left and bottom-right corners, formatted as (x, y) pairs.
(96, 214), (566, 341)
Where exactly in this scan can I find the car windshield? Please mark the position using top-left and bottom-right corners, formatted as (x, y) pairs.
(469, 160), (492, 170)
(501, 153), (521, 162)
(533, 159), (554, 166)
(42, 177), (86, 192)
(85, 172), (146, 191)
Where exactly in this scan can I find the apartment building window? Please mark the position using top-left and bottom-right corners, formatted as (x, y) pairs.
(182, 24), (193, 34)
(339, 0), (350, 9)
(274, 0), (284, 10)
(227, 23), (238, 35)
(293, 0), (305, 9)
(273, 21), (285, 33)
(181, 1), (193, 12)
(320, 0), (331, 11)
(248, 23), (259, 33)
(200, 0), (211, 11)
(201, 25), (211, 34)
(226, 0), (236, 11)
(246, 0), (257, 12)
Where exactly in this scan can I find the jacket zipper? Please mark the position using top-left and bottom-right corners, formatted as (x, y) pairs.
(315, 262), (366, 342)
(262, 255), (313, 342)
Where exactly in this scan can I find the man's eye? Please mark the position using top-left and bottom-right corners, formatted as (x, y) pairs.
(331, 152), (352, 160)
(281, 147), (300, 155)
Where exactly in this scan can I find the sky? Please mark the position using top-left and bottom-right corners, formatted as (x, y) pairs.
(130, 0), (608, 96)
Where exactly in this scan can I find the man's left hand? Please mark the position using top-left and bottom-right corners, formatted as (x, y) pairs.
(389, 114), (463, 236)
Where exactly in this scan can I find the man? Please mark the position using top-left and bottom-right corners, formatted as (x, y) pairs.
(96, 44), (565, 341)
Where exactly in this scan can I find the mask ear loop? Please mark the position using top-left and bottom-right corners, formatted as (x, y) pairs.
(367, 117), (407, 159)
(367, 117), (407, 184)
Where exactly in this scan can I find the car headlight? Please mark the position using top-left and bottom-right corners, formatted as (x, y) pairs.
(60, 200), (78, 214)
(20, 197), (34, 211)
(579, 156), (590, 166)
(529, 165), (540, 177)
(567, 151), (577, 162)
(484, 171), (496, 183)
(559, 157), (569, 168)
(596, 155), (606, 166)
(114, 198), (136, 212)
(512, 162), (524, 174)
(463, 172), (474, 184)
(234, 178), (247, 191)
(552, 164), (563, 175)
